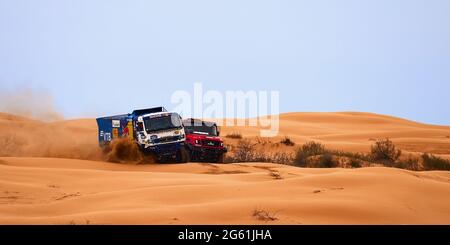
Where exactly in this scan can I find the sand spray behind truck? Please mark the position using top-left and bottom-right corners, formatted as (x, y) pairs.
(0, 113), (151, 163)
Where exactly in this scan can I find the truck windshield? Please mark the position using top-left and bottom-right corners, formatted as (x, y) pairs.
(143, 114), (182, 133)
(184, 125), (218, 136)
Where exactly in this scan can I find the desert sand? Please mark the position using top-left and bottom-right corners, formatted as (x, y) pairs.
(0, 112), (450, 224)
(219, 112), (450, 155)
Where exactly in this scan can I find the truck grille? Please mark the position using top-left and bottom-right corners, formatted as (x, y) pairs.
(202, 139), (221, 147)
(153, 136), (180, 144)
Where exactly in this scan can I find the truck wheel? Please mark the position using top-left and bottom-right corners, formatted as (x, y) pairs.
(216, 153), (225, 163)
(177, 147), (190, 163)
(142, 152), (157, 164)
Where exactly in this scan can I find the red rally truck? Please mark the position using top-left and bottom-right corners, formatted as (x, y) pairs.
(182, 118), (227, 163)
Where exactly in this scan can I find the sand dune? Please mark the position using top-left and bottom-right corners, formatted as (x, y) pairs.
(2, 111), (450, 158)
(220, 112), (450, 155)
(0, 112), (450, 224)
(0, 157), (449, 224)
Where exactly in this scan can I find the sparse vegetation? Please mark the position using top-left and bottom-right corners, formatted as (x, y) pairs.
(255, 137), (272, 145)
(223, 137), (449, 172)
(67, 219), (90, 225)
(330, 150), (371, 162)
(293, 141), (326, 167)
(394, 155), (420, 171)
(252, 208), (278, 221)
(268, 170), (282, 179)
(270, 152), (294, 165)
(318, 153), (337, 168)
(225, 138), (294, 164)
(421, 153), (450, 171)
(225, 132), (243, 139)
(348, 158), (362, 168)
(232, 139), (255, 162)
(370, 138), (401, 165)
(280, 136), (295, 146)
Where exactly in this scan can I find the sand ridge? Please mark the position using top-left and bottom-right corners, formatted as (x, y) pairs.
(0, 112), (450, 224)
(0, 157), (449, 224)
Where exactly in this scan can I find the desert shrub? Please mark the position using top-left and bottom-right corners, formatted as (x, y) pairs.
(225, 132), (243, 139)
(225, 139), (294, 164)
(314, 153), (338, 168)
(255, 137), (272, 145)
(349, 158), (362, 168)
(370, 138), (401, 165)
(268, 170), (282, 180)
(232, 139), (256, 162)
(394, 156), (420, 171)
(294, 141), (326, 167)
(421, 153), (450, 171)
(250, 151), (270, 162)
(252, 208), (278, 221)
(331, 150), (371, 162)
(280, 136), (295, 146)
(271, 152), (294, 165)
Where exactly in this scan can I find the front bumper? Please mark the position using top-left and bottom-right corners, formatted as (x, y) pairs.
(145, 141), (185, 156)
(188, 144), (227, 155)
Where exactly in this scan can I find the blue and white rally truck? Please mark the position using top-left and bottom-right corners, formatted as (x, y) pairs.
(96, 107), (189, 162)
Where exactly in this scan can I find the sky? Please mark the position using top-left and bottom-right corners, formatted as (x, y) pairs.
(0, 0), (449, 124)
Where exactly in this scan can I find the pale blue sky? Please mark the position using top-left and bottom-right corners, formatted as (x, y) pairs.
(0, 0), (449, 124)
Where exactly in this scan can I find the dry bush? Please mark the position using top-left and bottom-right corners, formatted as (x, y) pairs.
(306, 153), (339, 168)
(348, 158), (363, 168)
(394, 155), (420, 171)
(225, 139), (294, 164)
(280, 136), (295, 146)
(331, 150), (371, 162)
(370, 138), (402, 165)
(252, 208), (278, 221)
(269, 170), (283, 180)
(317, 153), (338, 168)
(255, 137), (272, 145)
(270, 152), (294, 165)
(294, 141), (326, 167)
(421, 153), (450, 171)
(225, 132), (243, 139)
(231, 139), (256, 162)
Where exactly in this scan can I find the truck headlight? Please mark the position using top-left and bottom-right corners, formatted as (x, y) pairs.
(195, 139), (200, 145)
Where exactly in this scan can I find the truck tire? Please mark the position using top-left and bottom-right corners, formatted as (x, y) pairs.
(177, 147), (190, 163)
(216, 153), (225, 163)
(142, 152), (157, 164)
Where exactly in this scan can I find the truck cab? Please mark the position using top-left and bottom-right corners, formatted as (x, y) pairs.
(96, 107), (189, 163)
(183, 118), (227, 163)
